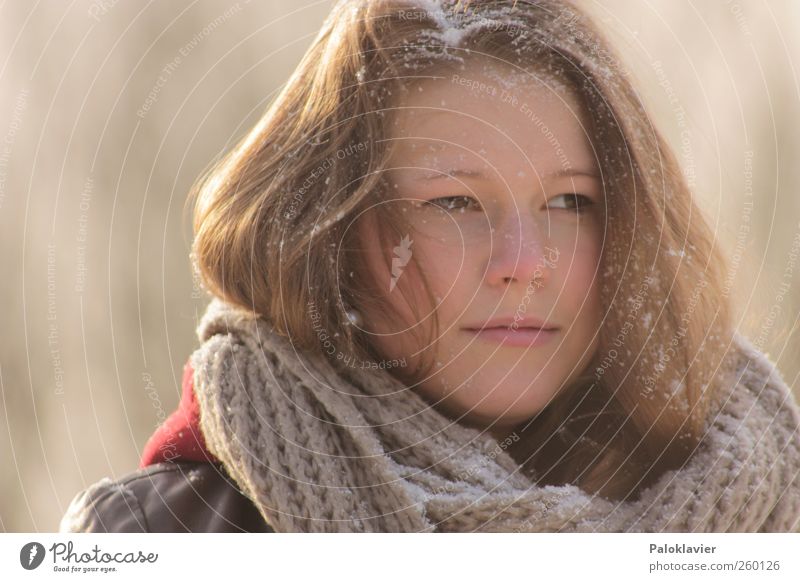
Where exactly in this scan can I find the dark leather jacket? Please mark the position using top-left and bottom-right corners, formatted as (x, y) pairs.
(59, 461), (274, 533)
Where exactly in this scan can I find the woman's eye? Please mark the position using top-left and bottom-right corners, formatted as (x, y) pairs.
(548, 193), (594, 213)
(422, 195), (482, 212)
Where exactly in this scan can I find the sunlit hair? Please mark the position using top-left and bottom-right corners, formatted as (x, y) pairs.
(190, 0), (735, 502)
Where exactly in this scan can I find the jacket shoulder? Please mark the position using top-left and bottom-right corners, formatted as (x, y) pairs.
(59, 461), (274, 533)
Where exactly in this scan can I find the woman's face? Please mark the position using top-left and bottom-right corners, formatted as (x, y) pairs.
(356, 58), (605, 436)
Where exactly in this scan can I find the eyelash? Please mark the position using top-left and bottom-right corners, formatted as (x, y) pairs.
(549, 193), (594, 213)
(422, 196), (481, 212)
(421, 194), (594, 214)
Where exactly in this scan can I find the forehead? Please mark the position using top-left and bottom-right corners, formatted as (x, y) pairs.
(386, 59), (593, 170)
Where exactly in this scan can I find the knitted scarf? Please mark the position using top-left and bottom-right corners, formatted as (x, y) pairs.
(187, 297), (800, 532)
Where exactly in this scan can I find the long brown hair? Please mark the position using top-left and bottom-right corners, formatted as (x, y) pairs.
(190, 0), (735, 502)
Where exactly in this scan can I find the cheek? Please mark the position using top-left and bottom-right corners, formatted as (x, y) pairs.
(411, 238), (498, 335)
(416, 242), (469, 298)
(361, 239), (477, 362)
(551, 227), (602, 314)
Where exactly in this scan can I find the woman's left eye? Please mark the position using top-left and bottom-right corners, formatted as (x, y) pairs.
(422, 195), (482, 212)
(548, 193), (594, 213)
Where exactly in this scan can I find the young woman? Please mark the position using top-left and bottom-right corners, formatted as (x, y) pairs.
(61, 0), (800, 533)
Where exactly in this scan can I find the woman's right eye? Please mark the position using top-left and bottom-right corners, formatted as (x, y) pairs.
(421, 195), (482, 212)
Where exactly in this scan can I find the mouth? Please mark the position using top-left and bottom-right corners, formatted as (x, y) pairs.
(462, 324), (559, 347)
(464, 324), (558, 332)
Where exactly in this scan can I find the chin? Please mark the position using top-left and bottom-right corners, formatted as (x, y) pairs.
(461, 399), (547, 429)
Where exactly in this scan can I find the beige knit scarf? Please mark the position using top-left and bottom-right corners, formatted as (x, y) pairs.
(190, 298), (800, 532)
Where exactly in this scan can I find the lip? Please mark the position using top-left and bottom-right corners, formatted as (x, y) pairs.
(462, 315), (559, 331)
(465, 326), (558, 347)
(462, 316), (560, 348)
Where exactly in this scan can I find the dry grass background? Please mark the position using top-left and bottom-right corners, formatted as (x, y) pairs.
(0, 0), (797, 531)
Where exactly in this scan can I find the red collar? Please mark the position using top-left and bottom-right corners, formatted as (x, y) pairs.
(139, 361), (220, 468)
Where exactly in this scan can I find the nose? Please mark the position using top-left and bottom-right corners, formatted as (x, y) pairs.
(484, 214), (555, 287)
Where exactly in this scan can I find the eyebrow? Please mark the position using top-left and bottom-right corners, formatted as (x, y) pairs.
(415, 168), (601, 182)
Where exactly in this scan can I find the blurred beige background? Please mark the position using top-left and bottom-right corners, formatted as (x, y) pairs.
(0, 0), (797, 531)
